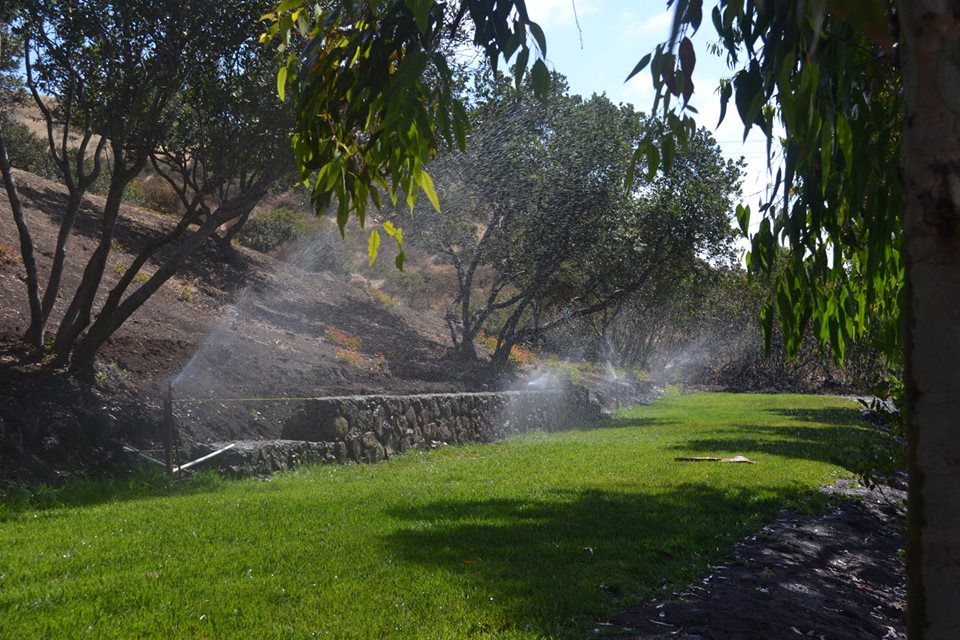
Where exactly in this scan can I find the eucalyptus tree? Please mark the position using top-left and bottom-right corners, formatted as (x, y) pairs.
(264, 0), (550, 258)
(636, 1), (953, 636)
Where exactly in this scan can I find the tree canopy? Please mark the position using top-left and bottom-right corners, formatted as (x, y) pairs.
(2, 0), (294, 368)
(396, 69), (740, 366)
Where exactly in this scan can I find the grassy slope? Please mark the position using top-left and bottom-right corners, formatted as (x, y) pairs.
(0, 393), (884, 639)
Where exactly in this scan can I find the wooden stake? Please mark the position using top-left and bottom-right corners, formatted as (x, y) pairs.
(163, 384), (174, 473)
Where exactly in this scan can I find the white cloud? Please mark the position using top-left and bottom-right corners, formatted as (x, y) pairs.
(524, 0), (599, 30)
(622, 9), (673, 38)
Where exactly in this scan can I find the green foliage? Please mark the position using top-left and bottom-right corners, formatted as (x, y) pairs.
(236, 208), (320, 253)
(175, 284), (196, 302)
(401, 69), (739, 367)
(236, 208), (353, 275)
(381, 267), (426, 298)
(123, 177), (181, 214)
(1, 120), (60, 179)
(542, 358), (582, 383)
(641, 2), (903, 367)
(0, 393), (885, 639)
(264, 1), (552, 267)
(363, 243), (429, 301)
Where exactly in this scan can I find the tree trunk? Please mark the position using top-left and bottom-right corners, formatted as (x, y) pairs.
(897, 3), (960, 638)
(217, 206), (252, 261)
(0, 136), (44, 351)
(52, 173), (129, 359)
(40, 190), (84, 322)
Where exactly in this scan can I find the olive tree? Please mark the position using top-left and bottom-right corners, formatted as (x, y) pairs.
(6, 0), (292, 370)
(397, 71), (739, 367)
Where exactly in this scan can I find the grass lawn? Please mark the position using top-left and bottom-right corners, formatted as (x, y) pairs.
(0, 392), (886, 639)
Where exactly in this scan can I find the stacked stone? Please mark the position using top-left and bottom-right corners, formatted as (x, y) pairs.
(191, 389), (606, 476)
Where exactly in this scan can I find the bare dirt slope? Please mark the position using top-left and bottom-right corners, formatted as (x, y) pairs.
(0, 170), (483, 482)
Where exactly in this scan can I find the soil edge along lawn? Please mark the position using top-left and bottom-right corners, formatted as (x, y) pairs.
(0, 392), (895, 639)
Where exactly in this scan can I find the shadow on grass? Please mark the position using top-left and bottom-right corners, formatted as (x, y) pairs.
(0, 467), (226, 521)
(671, 413), (890, 471)
(382, 483), (826, 638)
(572, 415), (670, 432)
(766, 406), (867, 427)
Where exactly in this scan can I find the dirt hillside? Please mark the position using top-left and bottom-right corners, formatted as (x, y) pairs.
(0, 170), (487, 484)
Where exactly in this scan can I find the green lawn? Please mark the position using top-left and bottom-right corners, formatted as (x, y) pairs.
(0, 392), (884, 639)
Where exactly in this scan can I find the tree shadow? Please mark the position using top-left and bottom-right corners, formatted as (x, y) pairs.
(574, 415), (670, 432)
(0, 467), (226, 523)
(14, 179), (264, 296)
(381, 483), (822, 637)
(669, 410), (888, 470)
(766, 406), (867, 427)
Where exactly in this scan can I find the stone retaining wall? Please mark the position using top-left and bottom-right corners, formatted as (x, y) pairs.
(190, 387), (606, 476)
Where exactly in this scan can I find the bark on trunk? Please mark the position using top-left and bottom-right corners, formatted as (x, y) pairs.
(897, 3), (960, 638)
(0, 137), (44, 351)
(40, 191), (83, 321)
(52, 175), (128, 359)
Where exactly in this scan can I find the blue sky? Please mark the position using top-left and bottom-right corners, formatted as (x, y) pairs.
(523, 0), (775, 236)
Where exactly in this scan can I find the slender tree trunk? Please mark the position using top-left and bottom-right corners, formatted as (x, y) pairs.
(53, 173), (129, 359)
(0, 135), (44, 351)
(40, 191), (84, 322)
(218, 207), (252, 260)
(897, 3), (960, 638)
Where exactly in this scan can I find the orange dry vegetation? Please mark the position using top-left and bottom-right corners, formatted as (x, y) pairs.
(324, 326), (363, 351)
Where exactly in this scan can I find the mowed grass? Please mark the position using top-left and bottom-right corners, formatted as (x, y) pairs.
(0, 393), (885, 639)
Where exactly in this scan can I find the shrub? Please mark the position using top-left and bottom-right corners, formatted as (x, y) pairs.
(476, 330), (498, 353)
(379, 265), (427, 297)
(545, 359), (582, 384)
(113, 263), (150, 283)
(476, 331), (535, 366)
(0, 239), (21, 266)
(324, 326), (362, 351)
(2, 120), (60, 180)
(236, 208), (351, 276)
(366, 287), (397, 307)
(293, 223), (352, 276)
(508, 344), (535, 366)
(138, 176), (181, 213)
(334, 347), (363, 366)
(176, 284), (195, 302)
(93, 359), (130, 388)
(236, 208), (320, 253)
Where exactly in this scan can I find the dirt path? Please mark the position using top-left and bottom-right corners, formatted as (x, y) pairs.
(597, 481), (905, 640)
